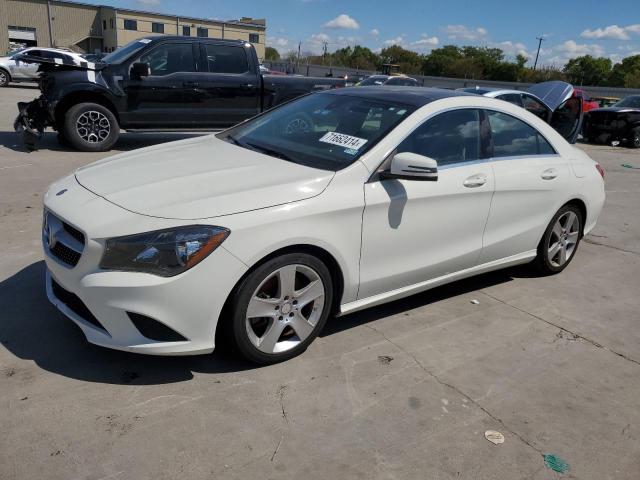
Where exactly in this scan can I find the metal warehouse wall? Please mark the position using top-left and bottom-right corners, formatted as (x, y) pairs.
(49, 1), (101, 51)
(266, 61), (640, 98)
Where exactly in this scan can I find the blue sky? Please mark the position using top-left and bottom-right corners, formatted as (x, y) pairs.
(85, 0), (640, 65)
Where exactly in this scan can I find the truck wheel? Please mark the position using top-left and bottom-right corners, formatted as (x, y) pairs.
(63, 103), (119, 152)
(0, 69), (10, 87)
(629, 127), (640, 149)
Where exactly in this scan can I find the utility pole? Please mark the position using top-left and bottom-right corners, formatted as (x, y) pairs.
(533, 35), (545, 70)
(322, 41), (328, 65)
(297, 41), (301, 70)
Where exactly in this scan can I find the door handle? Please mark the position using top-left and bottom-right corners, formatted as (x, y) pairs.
(183, 81), (200, 87)
(541, 168), (558, 180)
(240, 83), (254, 88)
(463, 173), (487, 188)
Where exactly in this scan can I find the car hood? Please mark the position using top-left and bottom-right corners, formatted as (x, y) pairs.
(526, 81), (574, 111)
(75, 135), (335, 220)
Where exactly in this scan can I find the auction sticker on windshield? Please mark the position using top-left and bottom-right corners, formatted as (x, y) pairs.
(319, 132), (368, 150)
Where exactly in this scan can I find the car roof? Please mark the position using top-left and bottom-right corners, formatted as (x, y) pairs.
(324, 86), (476, 107)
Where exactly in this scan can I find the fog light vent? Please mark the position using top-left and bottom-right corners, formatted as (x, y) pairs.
(127, 312), (187, 342)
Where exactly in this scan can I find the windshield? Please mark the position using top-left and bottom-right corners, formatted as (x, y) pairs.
(358, 76), (388, 86)
(613, 96), (640, 108)
(218, 92), (416, 171)
(102, 39), (149, 64)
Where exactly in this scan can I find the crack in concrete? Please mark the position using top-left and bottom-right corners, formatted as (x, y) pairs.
(271, 385), (289, 462)
(363, 324), (544, 457)
(480, 291), (640, 368)
(583, 237), (640, 256)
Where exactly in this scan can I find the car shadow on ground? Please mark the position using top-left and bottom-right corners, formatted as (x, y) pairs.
(0, 260), (535, 385)
(0, 130), (205, 153)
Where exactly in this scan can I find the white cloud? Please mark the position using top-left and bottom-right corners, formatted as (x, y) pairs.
(370, 28), (380, 36)
(267, 36), (290, 51)
(581, 24), (640, 40)
(443, 25), (488, 41)
(539, 40), (606, 65)
(383, 35), (405, 47)
(411, 34), (439, 51)
(136, 0), (160, 5)
(324, 14), (360, 30)
(581, 24), (630, 40)
(492, 40), (530, 59)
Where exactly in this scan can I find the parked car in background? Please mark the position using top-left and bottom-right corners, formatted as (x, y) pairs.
(459, 81), (583, 143)
(574, 88), (599, 113)
(343, 73), (366, 86)
(42, 87), (605, 363)
(14, 36), (346, 151)
(583, 95), (640, 148)
(357, 74), (418, 87)
(591, 96), (620, 108)
(0, 46), (81, 87)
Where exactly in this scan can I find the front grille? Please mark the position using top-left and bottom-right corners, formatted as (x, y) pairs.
(51, 278), (108, 333)
(50, 242), (81, 266)
(43, 211), (85, 267)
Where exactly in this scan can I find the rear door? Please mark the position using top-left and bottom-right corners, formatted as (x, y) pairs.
(123, 41), (201, 127)
(479, 109), (571, 264)
(195, 42), (261, 128)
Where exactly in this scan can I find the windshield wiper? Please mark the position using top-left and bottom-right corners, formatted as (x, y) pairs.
(245, 142), (294, 162)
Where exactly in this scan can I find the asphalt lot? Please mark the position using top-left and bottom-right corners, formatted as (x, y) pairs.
(1, 85), (639, 480)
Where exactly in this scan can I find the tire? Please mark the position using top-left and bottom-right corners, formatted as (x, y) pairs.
(0, 69), (10, 87)
(63, 102), (119, 152)
(225, 253), (334, 364)
(628, 127), (640, 149)
(533, 204), (583, 275)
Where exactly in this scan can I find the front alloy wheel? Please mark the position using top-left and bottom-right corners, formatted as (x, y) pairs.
(0, 70), (9, 87)
(227, 253), (333, 364)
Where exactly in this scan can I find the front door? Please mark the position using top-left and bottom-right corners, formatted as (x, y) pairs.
(359, 109), (495, 299)
(123, 42), (201, 128)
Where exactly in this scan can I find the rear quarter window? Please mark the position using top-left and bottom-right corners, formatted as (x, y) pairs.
(487, 110), (556, 157)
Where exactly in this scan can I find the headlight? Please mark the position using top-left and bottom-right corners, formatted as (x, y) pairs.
(100, 225), (230, 277)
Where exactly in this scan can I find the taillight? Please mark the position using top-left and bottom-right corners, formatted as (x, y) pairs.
(595, 163), (605, 179)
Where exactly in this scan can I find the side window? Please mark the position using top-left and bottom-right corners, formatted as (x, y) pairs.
(487, 111), (555, 157)
(204, 44), (249, 74)
(497, 93), (523, 107)
(139, 43), (195, 76)
(522, 94), (549, 121)
(397, 109), (481, 166)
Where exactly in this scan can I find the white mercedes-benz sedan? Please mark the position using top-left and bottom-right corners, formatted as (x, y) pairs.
(42, 87), (605, 363)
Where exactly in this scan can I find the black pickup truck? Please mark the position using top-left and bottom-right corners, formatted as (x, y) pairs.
(14, 36), (345, 151)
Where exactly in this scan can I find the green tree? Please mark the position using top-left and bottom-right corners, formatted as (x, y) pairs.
(265, 47), (280, 61)
(422, 45), (462, 76)
(609, 55), (640, 87)
(379, 45), (423, 74)
(563, 55), (612, 86)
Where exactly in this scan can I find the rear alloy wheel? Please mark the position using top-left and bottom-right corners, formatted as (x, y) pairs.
(63, 102), (119, 152)
(227, 253), (333, 364)
(0, 69), (10, 87)
(629, 127), (640, 149)
(534, 205), (583, 274)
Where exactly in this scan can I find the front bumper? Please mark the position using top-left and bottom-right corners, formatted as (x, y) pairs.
(14, 97), (52, 151)
(43, 176), (248, 355)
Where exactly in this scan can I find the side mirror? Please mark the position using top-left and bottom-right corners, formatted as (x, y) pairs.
(383, 152), (438, 181)
(130, 62), (150, 80)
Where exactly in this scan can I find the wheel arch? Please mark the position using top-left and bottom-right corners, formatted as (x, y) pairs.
(216, 243), (345, 345)
(0, 67), (11, 80)
(564, 198), (587, 236)
(54, 91), (120, 129)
